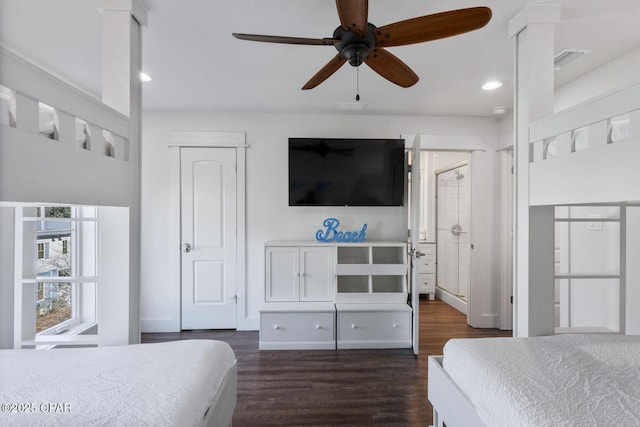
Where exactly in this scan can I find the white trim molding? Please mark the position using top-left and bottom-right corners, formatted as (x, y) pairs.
(97, 0), (148, 27)
(169, 131), (247, 148)
(155, 131), (250, 332)
(508, 3), (561, 38)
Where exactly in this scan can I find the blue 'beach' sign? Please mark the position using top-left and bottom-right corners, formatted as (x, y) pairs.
(315, 218), (367, 243)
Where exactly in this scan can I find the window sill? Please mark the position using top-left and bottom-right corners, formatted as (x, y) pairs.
(31, 321), (98, 348)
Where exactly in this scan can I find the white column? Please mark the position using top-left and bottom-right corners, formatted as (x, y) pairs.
(0, 207), (16, 349)
(98, 0), (147, 345)
(509, 3), (560, 337)
(626, 207), (640, 334)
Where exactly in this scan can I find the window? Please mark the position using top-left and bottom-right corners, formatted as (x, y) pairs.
(16, 205), (99, 348)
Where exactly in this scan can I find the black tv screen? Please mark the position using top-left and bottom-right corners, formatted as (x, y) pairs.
(288, 138), (405, 206)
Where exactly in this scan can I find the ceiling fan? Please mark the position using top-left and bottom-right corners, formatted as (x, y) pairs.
(232, 1), (492, 90)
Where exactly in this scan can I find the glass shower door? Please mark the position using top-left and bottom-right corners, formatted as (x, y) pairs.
(436, 163), (470, 301)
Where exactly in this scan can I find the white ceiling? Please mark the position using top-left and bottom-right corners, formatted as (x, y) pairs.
(1, 0), (639, 117)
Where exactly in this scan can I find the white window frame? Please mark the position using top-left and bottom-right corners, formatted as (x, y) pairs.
(14, 205), (99, 348)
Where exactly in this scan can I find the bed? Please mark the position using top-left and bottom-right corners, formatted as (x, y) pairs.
(527, 81), (640, 337)
(429, 334), (640, 427)
(429, 76), (640, 427)
(0, 340), (237, 427)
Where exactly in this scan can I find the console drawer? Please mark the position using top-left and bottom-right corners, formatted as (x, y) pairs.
(260, 308), (335, 349)
(336, 304), (411, 349)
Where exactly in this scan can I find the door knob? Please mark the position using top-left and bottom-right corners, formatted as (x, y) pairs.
(183, 243), (192, 253)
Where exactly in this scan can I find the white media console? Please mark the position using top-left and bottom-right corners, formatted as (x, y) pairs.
(260, 241), (412, 350)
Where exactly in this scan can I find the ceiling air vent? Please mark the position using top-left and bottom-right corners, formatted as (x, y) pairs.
(553, 48), (591, 71)
(336, 102), (368, 111)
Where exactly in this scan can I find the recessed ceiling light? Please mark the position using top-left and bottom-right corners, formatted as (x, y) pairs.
(492, 106), (507, 115)
(482, 81), (502, 91)
(139, 72), (152, 82)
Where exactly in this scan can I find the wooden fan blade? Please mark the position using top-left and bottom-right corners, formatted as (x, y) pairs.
(364, 48), (418, 88)
(375, 7), (492, 47)
(302, 54), (348, 90)
(335, 0), (368, 36)
(233, 33), (338, 46)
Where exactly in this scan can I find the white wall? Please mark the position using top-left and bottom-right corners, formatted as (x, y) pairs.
(497, 112), (514, 151)
(140, 112), (499, 331)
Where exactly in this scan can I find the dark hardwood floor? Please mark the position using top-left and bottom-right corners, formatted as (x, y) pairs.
(142, 298), (511, 426)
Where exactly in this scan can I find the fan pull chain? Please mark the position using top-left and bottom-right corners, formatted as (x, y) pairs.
(356, 55), (360, 102)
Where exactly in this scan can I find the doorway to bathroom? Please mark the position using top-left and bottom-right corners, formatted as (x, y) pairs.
(420, 151), (471, 315)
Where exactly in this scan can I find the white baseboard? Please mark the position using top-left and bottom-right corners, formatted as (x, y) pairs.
(435, 288), (467, 315)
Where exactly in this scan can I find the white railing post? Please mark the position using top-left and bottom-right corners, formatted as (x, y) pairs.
(509, 3), (560, 337)
(97, 0), (147, 345)
(56, 110), (75, 145)
(14, 93), (38, 134)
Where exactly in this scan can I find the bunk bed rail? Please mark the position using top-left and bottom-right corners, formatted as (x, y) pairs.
(529, 83), (640, 206)
(0, 47), (131, 207)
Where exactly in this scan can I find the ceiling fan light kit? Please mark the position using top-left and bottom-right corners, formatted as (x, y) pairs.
(333, 24), (376, 67)
(232, 1), (492, 91)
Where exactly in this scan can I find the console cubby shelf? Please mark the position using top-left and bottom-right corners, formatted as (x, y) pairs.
(335, 242), (408, 303)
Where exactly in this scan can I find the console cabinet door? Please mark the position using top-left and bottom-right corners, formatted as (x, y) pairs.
(266, 247), (299, 301)
(300, 247), (334, 302)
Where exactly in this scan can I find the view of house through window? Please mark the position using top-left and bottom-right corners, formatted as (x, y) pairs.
(16, 204), (99, 346)
(36, 207), (73, 333)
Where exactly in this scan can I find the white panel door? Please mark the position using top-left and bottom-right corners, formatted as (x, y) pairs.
(181, 148), (237, 329)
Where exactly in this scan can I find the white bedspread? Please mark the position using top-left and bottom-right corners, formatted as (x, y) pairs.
(0, 340), (236, 427)
(443, 334), (640, 427)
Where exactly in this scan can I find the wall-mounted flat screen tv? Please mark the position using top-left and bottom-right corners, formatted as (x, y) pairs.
(289, 138), (405, 206)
